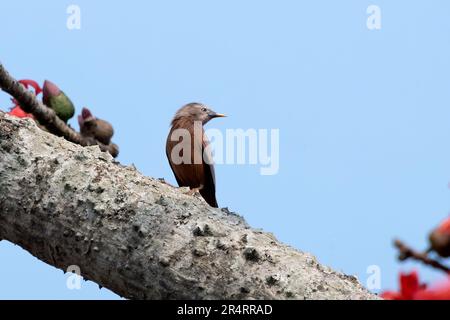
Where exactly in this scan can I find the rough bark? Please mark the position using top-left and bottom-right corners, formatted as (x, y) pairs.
(0, 112), (378, 300)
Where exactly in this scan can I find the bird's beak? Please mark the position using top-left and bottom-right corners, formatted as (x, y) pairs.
(209, 112), (227, 119)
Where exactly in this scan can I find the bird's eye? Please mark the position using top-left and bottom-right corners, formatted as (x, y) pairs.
(201, 108), (207, 112)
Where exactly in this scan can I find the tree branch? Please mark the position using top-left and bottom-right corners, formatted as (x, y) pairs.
(0, 112), (378, 300)
(0, 62), (118, 157)
(394, 239), (450, 274)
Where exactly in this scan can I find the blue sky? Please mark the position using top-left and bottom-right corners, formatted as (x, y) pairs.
(1, 0), (450, 299)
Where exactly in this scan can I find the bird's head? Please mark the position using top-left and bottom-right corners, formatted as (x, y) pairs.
(172, 103), (226, 125)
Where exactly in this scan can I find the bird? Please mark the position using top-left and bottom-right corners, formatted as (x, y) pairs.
(166, 103), (226, 208)
(42, 80), (75, 123)
(77, 107), (114, 145)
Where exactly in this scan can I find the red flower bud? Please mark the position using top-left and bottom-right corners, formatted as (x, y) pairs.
(429, 217), (450, 258)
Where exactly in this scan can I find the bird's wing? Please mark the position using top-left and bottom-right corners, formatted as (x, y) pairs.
(200, 135), (218, 208)
(166, 134), (186, 187)
(166, 126), (201, 188)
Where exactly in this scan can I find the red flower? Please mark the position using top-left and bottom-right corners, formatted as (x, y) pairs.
(18, 79), (42, 95)
(380, 290), (403, 300)
(414, 279), (450, 300)
(8, 106), (34, 119)
(5, 79), (42, 119)
(381, 271), (426, 300)
(382, 271), (450, 300)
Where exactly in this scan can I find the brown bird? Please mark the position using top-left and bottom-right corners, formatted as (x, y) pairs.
(78, 107), (114, 145)
(166, 103), (226, 207)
